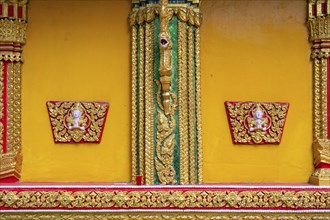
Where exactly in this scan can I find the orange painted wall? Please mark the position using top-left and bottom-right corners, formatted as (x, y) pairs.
(21, 0), (313, 183)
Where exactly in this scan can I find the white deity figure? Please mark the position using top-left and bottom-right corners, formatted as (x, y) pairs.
(68, 103), (85, 131)
(248, 104), (268, 132)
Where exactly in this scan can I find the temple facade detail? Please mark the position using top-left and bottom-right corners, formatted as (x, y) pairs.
(129, 0), (203, 185)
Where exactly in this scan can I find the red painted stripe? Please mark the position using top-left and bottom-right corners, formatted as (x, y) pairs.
(7, 5), (14, 17)
(322, 2), (327, 14)
(17, 6), (22, 19)
(2, 61), (8, 153)
(316, 162), (330, 169)
(312, 4), (317, 16)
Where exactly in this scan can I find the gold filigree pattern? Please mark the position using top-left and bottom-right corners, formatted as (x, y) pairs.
(312, 48), (330, 59)
(0, 62), (22, 179)
(144, 21), (155, 185)
(0, 61), (3, 153)
(178, 20), (189, 184)
(313, 58), (322, 140)
(195, 27), (203, 184)
(0, 190), (329, 209)
(46, 101), (109, 143)
(321, 58), (328, 139)
(225, 102), (289, 145)
(188, 25), (195, 183)
(131, 25), (138, 184)
(0, 19), (27, 43)
(155, 81), (177, 184)
(0, 52), (22, 62)
(129, 6), (202, 27)
(308, 16), (330, 41)
(1, 213), (329, 220)
(138, 24), (145, 181)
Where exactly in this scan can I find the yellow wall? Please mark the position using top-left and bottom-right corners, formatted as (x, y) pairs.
(21, 0), (313, 183)
(21, 0), (131, 182)
(201, 0), (313, 183)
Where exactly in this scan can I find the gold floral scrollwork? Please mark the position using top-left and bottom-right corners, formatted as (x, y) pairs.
(225, 102), (289, 145)
(0, 213), (330, 220)
(46, 101), (109, 143)
(0, 190), (329, 209)
(155, 82), (177, 185)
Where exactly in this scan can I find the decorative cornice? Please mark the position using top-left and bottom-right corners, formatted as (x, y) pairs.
(0, 19), (27, 44)
(129, 6), (202, 27)
(0, 189), (329, 209)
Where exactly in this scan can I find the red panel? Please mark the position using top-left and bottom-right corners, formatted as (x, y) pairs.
(312, 4), (317, 16)
(322, 2), (327, 14)
(316, 162), (330, 169)
(0, 4), (3, 16)
(17, 6), (22, 18)
(0, 176), (18, 183)
(7, 5), (14, 17)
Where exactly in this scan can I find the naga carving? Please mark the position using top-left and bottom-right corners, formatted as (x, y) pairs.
(155, 0), (176, 184)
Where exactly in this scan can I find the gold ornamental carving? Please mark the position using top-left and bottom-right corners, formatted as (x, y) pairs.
(225, 102), (289, 145)
(154, 0), (176, 185)
(312, 139), (330, 166)
(1, 213), (329, 220)
(47, 101), (109, 143)
(0, 62), (22, 179)
(129, 6), (202, 27)
(0, 190), (329, 209)
(0, 19), (27, 43)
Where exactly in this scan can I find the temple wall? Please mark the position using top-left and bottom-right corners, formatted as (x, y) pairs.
(201, 0), (313, 183)
(21, 0), (132, 182)
(20, 0), (313, 183)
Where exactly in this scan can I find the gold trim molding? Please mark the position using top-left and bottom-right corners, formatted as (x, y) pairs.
(1, 212), (330, 220)
(0, 190), (329, 209)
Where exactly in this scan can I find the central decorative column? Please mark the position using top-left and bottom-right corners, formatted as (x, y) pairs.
(130, 0), (202, 185)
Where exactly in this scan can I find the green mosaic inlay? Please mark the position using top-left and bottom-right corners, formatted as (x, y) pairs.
(153, 17), (160, 184)
(170, 16), (180, 184)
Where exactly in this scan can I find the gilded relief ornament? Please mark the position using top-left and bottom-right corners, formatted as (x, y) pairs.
(225, 102), (289, 145)
(47, 101), (109, 143)
(154, 0), (177, 185)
